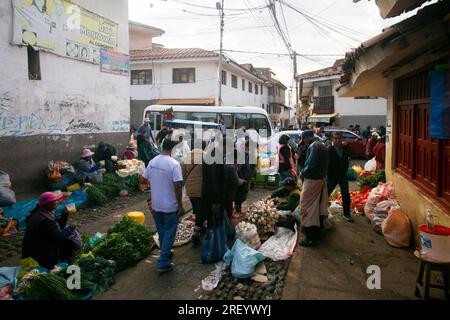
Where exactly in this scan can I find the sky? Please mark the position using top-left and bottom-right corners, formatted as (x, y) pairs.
(128, 0), (436, 106)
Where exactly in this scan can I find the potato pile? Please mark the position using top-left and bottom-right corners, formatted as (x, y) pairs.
(245, 197), (279, 235)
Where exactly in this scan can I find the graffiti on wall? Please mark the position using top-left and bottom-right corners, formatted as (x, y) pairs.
(0, 91), (128, 137)
(65, 119), (101, 133)
(111, 120), (130, 132)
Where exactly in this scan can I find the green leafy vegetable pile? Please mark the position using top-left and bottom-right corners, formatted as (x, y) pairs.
(108, 218), (153, 257)
(22, 272), (93, 300)
(86, 173), (127, 206)
(92, 218), (153, 271)
(358, 169), (386, 190)
(78, 256), (117, 292)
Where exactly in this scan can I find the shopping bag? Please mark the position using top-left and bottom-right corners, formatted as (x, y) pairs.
(201, 212), (228, 264)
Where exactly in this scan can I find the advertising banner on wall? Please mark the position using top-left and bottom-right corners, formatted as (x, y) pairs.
(12, 0), (118, 64)
(100, 48), (129, 76)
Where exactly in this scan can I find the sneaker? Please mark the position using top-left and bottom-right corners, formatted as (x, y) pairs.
(343, 215), (354, 222)
(157, 263), (174, 273)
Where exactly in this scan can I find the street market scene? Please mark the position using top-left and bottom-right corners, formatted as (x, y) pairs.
(1, 0), (450, 305)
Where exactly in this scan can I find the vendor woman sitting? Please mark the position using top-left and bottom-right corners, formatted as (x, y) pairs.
(270, 178), (301, 211)
(22, 192), (77, 269)
(75, 149), (102, 183)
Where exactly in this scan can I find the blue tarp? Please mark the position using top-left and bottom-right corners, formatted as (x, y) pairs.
(429, 69), (450, 139)
(1, 190), (88, 231)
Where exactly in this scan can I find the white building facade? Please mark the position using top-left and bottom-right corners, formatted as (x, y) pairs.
(129, 23), (272, 128)
(0, 0), (130, 193)
(299, 60), (387, 129)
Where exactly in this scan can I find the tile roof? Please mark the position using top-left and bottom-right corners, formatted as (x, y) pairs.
(130, 48), (219, 61)
(297, 59), (344, 80)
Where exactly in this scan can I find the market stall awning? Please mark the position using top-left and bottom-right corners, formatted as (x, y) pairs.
(307, 113), (339, 123)
(155, 98), (215, 105)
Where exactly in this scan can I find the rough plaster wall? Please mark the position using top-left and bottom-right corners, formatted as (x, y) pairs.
(0, 0), (130, 138)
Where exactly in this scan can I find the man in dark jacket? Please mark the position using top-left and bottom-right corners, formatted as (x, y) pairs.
(327, 132), (353, 222)
(298, 130), (330, 247)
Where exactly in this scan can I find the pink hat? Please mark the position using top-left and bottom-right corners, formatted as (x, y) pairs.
(38, 192), (64, 207)
(82, 149), (95, 158)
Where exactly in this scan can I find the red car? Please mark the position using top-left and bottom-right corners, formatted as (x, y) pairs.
(323, 129), (366, 159)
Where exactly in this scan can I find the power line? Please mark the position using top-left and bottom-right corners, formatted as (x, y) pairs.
(277, 0), (291, 43)
(221, 49), (344, 57)
(279, 0), (364, 43)
(168, 0), (267, 11)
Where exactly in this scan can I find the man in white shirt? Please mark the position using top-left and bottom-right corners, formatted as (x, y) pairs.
(143, 139), (185, 273)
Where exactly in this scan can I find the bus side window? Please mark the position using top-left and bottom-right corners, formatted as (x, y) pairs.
(236, 113), (250, 130)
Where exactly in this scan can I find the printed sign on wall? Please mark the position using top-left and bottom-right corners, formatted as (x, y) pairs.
(12, 0), (118, 64)
(100, 48), (129, 76)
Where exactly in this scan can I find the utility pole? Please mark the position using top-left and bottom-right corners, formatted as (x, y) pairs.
(217, 0), (225, 106)
(293, 50), (298, 106)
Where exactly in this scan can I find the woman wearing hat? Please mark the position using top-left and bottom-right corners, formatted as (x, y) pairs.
(75, 149), (102, 183)
(22, 192), (77, 269)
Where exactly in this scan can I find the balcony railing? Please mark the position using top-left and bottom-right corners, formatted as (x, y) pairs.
(313, 96), (334, 114)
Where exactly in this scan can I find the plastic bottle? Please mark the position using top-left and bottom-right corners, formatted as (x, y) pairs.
(425, 209), (435, 231)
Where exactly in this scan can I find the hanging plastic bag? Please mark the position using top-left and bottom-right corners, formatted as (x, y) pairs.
(201, 212), (228, 264)
(364, 157), (377, 172)
(381, 208), (412, 248)
(258, 226), (298, 261)
(223, 239), (265, 279)
(235, 221), (261, 250)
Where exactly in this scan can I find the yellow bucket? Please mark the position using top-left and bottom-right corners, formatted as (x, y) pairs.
(126, 211), (145, 224)
(67, 183), (81, 192)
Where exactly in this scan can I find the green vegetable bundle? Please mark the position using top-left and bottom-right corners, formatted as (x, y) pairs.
(23, 273), (92, 300)
(86, 184), (108, 206)
(358, 169), (386, 190)
(78, 256), (116, 292)
(108, 218), (153, 258)
(92, 233), (140, 271)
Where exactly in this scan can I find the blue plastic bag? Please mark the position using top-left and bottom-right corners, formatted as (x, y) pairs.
(201, 216), (228, 264)
(223, 239), (265, 279)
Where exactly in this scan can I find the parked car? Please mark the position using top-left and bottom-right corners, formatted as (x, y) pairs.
(266, 130), (324, 154)
(323, 128), (366, 158)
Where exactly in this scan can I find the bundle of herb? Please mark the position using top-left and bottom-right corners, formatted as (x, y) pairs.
(92, 233), (140, 271)
(86, 184), (108, 206)
(78, 256), (117, 292)
(108, 218), (153, 258)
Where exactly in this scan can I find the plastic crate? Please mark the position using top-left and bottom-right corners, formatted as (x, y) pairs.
(266, 173), (280, 187)
(255, 174), (267, 184)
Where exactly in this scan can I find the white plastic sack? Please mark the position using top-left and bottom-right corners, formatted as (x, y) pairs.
(0, 171), (15, 206)
(235, 222), (261, 250)
(381, 208), (412, 248)
(223, 239), (265, 279)
(258, 226), (298, 261)
(364, 182), (395, 220)
(201, 262), (228, 291)
(364, 157), (377, 172)
(371, 199), (400, 233)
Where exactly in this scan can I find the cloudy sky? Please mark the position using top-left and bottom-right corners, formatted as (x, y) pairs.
(129, 0), (434, 104)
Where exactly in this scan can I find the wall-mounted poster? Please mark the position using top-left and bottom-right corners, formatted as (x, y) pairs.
(100, 48), (129, 76)
(12, 0), (118, 64)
